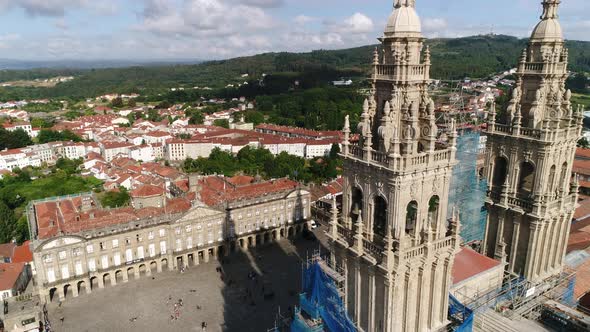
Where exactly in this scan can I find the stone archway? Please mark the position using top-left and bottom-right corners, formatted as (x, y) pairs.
(127, 267), (135, 280)
(115, 270), (123, 282)
(90, 277), (98, 290)
(139, 264), (147, 276)
(63, 284), (71, 299)
(103, 273), (111, 287)
(77, 280), (87, 295)
(49, 287), (58, 302)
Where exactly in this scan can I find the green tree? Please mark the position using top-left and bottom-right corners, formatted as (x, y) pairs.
(147, 109), (162, 122)
(0, 128), (32, 150)
(0, 200), (16, 243)
(578, 137), (590, 149)
(566, 73), (589, 93)
(213, 119), (230, 128)
(128, 99), (137, 108)
(111, 97), (124, 108)
(37, 129), (83, 144)
(101, 187), (131, 208)
(329, 144), (341, 159)
(186, 108), (204, 125)
(244, 110), (264, 125)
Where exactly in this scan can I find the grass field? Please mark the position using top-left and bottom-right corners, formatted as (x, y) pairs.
(572, 93), (590, 109)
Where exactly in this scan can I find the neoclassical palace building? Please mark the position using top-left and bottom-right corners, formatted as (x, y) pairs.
(28, 175), (310, 303)
(329, 1), (460, 331)
(482, 0), (583, 282)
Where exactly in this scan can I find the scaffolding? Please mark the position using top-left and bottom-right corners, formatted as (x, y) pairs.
(288, 251), (356, 332)
(448, 132), (488, 243)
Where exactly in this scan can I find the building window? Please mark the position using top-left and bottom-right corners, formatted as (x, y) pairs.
(75, 261), (83, 276)
(113, 253), (121, 266)
(125, 237), (131, 245)
(159, 229), (166, 237)
(88, 259), (96, 272)
(175, 227), (181, 235)
(72, 248), (82, 257)
(42, 254), (53, 263)
(86, 244), (94, 254)
(176, 239), (182, 251)
(160, 241), (167, 254)
(185, 225), (191, 233)
(148, 244), (156, 257)
(58, 251), (67, 260)
(137, 234), (142, 242)
(101, 255), (109, 269)
(112, 239), (119, 248)
(148, 231), (154, 240)
(61, 265), (70, 279)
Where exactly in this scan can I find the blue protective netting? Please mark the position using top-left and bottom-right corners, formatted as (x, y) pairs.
(562, 276), (577, 307)
(448, 132), (488, 243)
(290, 262), (357, 332)
(449, 294), (474, 332)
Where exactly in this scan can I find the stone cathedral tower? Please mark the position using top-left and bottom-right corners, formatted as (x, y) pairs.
(482, 0), (583, 282)
(328, 1), (460, 331)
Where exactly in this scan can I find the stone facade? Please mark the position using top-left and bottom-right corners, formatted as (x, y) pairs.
(30, 185), (311, 303)
(482, 0), (583, 283)
(329, 1), (460, 331)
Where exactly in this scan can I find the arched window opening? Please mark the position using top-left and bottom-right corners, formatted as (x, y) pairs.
(406, 201), (418, 235)
(373, 196), (387, 237)
(351, 187), (363, 223)
(518, 162), (535, 197)
(547, 165), (556, 193)
(492, 157), (508, 189)
(428, 196), (440, 226)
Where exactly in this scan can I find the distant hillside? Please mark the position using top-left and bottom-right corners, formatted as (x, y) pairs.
(0, 35), (588, 100)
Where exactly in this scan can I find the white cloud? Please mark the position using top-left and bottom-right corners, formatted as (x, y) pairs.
(0, 0), (117, 17)
(339, 13), (374, 34)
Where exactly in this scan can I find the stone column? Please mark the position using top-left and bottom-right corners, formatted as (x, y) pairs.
(57, 287), (65, 301)
(524, 221), (541, 279)
(354, 259), (362, 324)
(72, 284), (79, 298)
(85, 280), (91, 295)
(509, 218), (521, 274)
(156, 261), (162, 273)
(368, 268), (376, 332)
(98, 276), (105, 289)
(194, 251), (200, 266)
(204, 249), (210, 263)
(123, 270), (129, 283)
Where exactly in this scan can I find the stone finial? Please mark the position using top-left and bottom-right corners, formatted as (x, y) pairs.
(363, 98), (369, 113)
(373, 47), (380, 66)
(541, 0), (560, 20)
(424, 45), (431, 64)
(384, 101), (391, 117)
(343, 114), (350, 132)
(330, 196), (339, 239)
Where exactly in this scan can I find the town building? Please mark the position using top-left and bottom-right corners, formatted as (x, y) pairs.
(328, 1), (460, 331)
(28, 175), (311, 304)
(482, 0), (583, 282)
(0, 262), (31, 300)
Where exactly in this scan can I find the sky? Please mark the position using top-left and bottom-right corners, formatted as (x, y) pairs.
(0, 0), (588, 61)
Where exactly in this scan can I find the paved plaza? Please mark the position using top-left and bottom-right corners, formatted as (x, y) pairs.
(46, 229), (329, 332)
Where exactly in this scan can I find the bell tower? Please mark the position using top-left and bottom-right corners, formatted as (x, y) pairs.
(482, 0), (583, 282)
(329, 1), (460, 331)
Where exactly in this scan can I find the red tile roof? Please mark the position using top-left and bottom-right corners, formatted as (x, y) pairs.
(574, 258), (590, 299)
(0, 243), (16, 260)
(33, 195), (192, 240)
(130, 184), (165, 198)
(0, 262), (25, 291)
(576, 148), (590, 160)
(11, 241), (33, 263)
(199, 176), (299, 207)
(575, 199), (590, 221)
(452, 247), (502, 285)
(573, 160), (590, 176)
